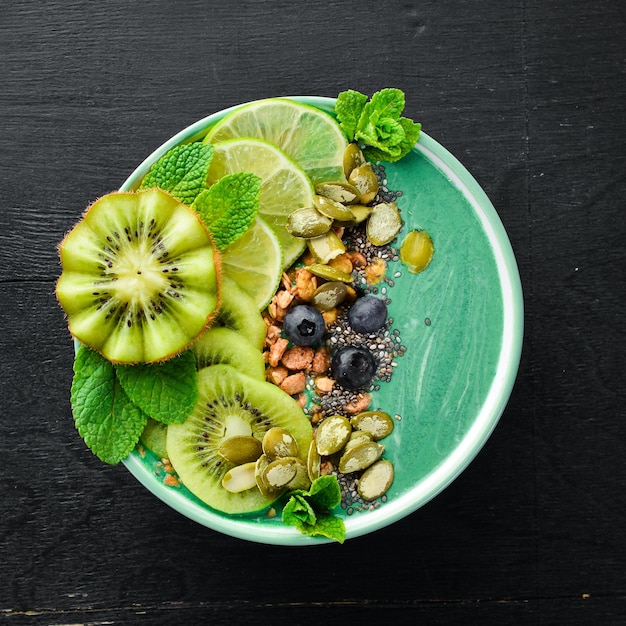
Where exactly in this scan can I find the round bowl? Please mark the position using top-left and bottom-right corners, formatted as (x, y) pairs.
(119, 96), (524, 545)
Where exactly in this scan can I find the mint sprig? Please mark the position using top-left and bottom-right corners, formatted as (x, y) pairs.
(336, 88), (421, 163)
(139, 142), (214, 206)
(71, 346), (199, 464)
(282, 475), (346, 543)
(192, 172), (261, 250)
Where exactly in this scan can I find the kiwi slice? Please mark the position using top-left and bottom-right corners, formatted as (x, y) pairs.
(216, 277), (266, 350)
(166, 364), (313, 514)
(56, 189), (220, 363)
(192, 327), (265, 381)
(139, 418), (169, 459)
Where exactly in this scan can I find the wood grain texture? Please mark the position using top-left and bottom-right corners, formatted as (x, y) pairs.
(1, 0), (625, 623)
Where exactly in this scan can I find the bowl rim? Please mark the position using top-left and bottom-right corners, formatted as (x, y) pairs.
(120, 95), (524, 545)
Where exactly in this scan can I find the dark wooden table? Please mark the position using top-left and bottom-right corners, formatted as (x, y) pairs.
(2, 1), (625, 623)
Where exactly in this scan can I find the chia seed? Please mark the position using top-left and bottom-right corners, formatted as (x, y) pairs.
(334, 469), (371, 513)
(372, 163), (402, 205)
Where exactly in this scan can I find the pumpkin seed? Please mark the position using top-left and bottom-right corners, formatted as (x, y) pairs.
(306, 231), (346, 264)
(285, 458), (311, 491)
(343, 204), (372, 225)
(218, 435), (263, 465)
(338, 440), (384, 473)
(255, 454), (281, 498)
(221, 461), (258, 493)
(312, 194), (356, 221)
(263, 457), (299, 488)
(343, 143), (366, 178)
(306, 439), (321, 481)
(285, 206), (333, 238)
(350, 411), (394, 440)
(357, 459), (394, 501)
(348, 162), (379, 204)
(311, 281), (348, 311)
(366, 202), (402, 246)
(315, 414), (352, 456)
(343, 430), (373, 452)
(315, 181), (360, 205)
(262, 427), (298, 460)
(307, 263), (353, 283)
(399, 229), (434, 274)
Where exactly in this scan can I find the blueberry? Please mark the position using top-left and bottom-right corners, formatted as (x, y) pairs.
(348, 295), (388, 334)
(331, 345), (377, 390)
(283, 304), (325, 346)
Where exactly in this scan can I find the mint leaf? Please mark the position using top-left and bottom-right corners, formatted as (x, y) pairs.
(140, 143), (214, 205)
(363, 117), (421, 163)
(397, 116), (422, 154)
(71, 346), (148, 464)
(358, 88), (405, 129)
(115, 351), (198, 424)
(281, 475), (346, 543)
(354, 88), (405, 155)
(283, 493), (317, 528)
(307, 513), (346, 544)
(359, 118), (405, 159)
(306, 474), (342, 510)
(336, 89), (368, 141)
(192, 172), (261, 250)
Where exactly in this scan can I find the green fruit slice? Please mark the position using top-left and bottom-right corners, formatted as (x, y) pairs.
(216, 276), (267, 350)
(56, 189), (220, 363)
(192, 327), (265, 381)
(206, 138), (313, 268)
(204, 98), (348, 186)
(220, 216), (283, 309)
(166, 365), (313, 515)
(140, 418), (169, 458)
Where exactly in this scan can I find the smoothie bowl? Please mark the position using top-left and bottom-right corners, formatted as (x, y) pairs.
(57, 91), (523, 545)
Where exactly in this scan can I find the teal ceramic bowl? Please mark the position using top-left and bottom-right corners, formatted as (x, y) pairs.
(119, 96), (523, 545)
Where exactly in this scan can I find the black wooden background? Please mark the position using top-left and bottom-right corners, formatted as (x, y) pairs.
(2, 1), (625, 624)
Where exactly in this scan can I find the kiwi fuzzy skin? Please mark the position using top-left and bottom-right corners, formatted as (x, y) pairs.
(56, 189), (223, 365)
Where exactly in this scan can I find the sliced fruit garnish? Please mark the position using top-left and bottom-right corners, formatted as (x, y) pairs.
(205, 137), (313, 268)
(166, 364), (313, 515)
(220, 216), (283, 310)
(140, 418), (169, 458)
(215, 276), (267, 350)
(204, 98), (348, 186)
(192, 326), (266, 381)
(56, 188), (220, 364)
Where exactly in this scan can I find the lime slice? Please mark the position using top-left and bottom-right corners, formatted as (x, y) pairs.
(204, 98), (348, 185)
(221, 216), (283, 310)
(206, 137), (313, 267)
